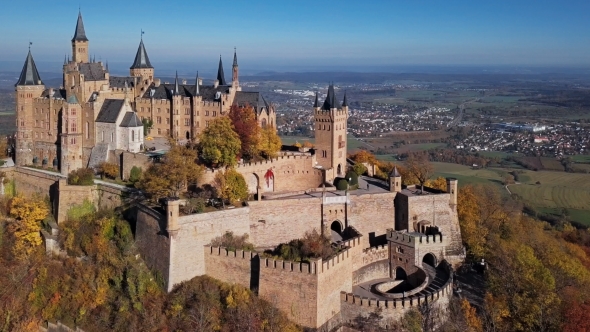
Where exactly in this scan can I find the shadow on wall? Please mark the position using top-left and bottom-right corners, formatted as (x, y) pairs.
(369, 232), (387, 247)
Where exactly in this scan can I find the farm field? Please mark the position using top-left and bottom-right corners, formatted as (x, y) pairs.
(279, 134), (372, 150)
(571, 155), (590, 163)
(430, 162), (590, 226)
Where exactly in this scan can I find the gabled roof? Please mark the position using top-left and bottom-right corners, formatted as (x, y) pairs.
(16, 50), (43, 86)
(79, 63), (106, 81)
(217, 56), (226, 85)
(96, 99), (124, 123)
(234, 91), (270, 115)
(72, 12), (88, 42)
(120, 112), (142, 127)
(130, 39), (153, 69)
(322, 84), (341, 110)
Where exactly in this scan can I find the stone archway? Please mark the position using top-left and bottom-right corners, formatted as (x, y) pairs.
(422, 253), (437, 268)
(246, 173), (259, 196)
(337, 164), (342, 176)
(330, 220), (343, 242)
(395, 267), (407, 280)
(186, 131), (190, 140)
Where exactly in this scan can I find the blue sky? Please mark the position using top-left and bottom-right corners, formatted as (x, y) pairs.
(1, 0), (590, 74)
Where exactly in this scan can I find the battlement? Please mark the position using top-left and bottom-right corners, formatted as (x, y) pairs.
(204, 152), (314, 175)
(260, 246), (351, 275)
(206, 246), (258, 260)
(387, 230), (444, 246)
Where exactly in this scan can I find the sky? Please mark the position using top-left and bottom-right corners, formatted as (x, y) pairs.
(1, 0), (590, 75)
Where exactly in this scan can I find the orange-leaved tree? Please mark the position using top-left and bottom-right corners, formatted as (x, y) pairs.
(7, 195), (49, 259)
(229, 105), (260, 161)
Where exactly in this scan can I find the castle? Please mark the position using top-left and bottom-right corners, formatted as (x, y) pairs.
(11, 12), (465, 331)
(14, 12), (275, 176)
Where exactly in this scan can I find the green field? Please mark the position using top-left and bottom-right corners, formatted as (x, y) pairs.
(431, 162), (590, 226)
(571, 155), (590, 163)
(279, 134), (372, 150)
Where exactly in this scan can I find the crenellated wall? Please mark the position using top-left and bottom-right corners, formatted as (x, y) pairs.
(204, 246), (255, 290)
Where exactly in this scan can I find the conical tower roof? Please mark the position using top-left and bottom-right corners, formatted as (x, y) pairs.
(322, 84), (340, 110)
(16, 50), (43, 86)
(130, 39), (153, 69)
(233, 48), (238, 67)
(174, 71), (180, 95)
(217, 56), (226, 85)
(195, 71), (200, 95)
(342, 90), (348, 107)
(72, 12), (88, 42)
(390, 166), (401, 177)
(313, 91), (319, 108)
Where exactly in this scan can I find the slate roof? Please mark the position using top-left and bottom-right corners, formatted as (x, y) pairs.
(79, 63), (106, 81)
(234, 91), (270, 115)
(130, 40), (153, 69)
(41, 88), (66, 99)
(322, 84), (341, 110)
(109, 76), (137, 89)
(120, 112), (142, 127)
(233, 49), (238, 66)
(342, 91), (348, 107)
(72, 12), (88, 42)
(96, 99), (124, 123)
(217, 57), (226, 85)
(142, 83), (230, 101)
(67, 95), (79, 104)
(16, 50), (43, 86)
(313, 92), (319, 108)
(390, 166), (401, 177)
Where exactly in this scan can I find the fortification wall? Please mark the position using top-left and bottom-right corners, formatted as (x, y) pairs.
(118, 150), (150, 180)
(248, 197), (322, 247)
(95, 184), (124, 211)
(56, 179), (95, 223)
(348, 193), (396, 248)
(201, 153), (323, 193)
(352, 245), (390, 285)
(12, 167), (60, 197)
(204, 246), (254, 290)
(340, 277), (453, 329)
(317, 249), (354, 330)
(258, 257), (319, 328)
(134, 204), (171, 290)
(168, 207), (251, 290)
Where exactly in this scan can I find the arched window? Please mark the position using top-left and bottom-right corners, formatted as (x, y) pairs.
(132, 130), (135, 142)
(261, 118), (267, 128)
(111, 132), (114, 142)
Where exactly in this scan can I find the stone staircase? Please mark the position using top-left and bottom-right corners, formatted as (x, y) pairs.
(87, 143), (109, 169)
(410, 264), (449, 299)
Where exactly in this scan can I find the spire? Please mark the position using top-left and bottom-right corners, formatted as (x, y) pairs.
(195, 71), (200, 95)
(64, 54), (67, 65)
(16, 50), (43, 86)
(342, 90), (348, 107)
(322, 84), (340, 110)
(313, 91), (319, 108)
(390, 166), (401, 177)
(72, 11), (88, 42)
(174, 71), (179, 95)
(233, 47), (238, 67)
(217, 55), (226, 85)
(130, 39), (153, 69)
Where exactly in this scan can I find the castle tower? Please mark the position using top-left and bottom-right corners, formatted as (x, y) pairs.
(15, 49), (45, 166)
(130, 37), (154, 96)
(60, 95), (84, 175)
(71, 12), (89, 63)
(232, 48), (239, 85)
(314, 84), (348, 179)
(446, 177), (458, 206)
(389, 166), (402, 192)
(216, 56), (226, 86)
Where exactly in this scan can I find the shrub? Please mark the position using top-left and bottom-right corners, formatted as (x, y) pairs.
(67, 168), (95, 186)
(67, 199), (96, 222)
(293, 141), (302, 148)
(209, 231), (254, 252)
(335, 178), (348, 190)
(129, 166), (142, 184)
(345, 171), (359, 186)
(265, 229), (336, 263)
(214, 168), (249, 204)
(352, 163), (367, 176)
(97, 162), (119, 179)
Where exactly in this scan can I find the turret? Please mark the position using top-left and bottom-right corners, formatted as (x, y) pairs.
(232, 48), (239, 84)
(130, 37), (154, 96)
(389, 166), (402, 193)
(446, 178), (458, 206)
(217, 56), (226, 86)
(15, 48), (44, 166)
(165, 198), (180, 234)
(71, 12), (89, 63)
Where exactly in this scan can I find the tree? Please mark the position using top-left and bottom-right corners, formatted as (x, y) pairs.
(258, 126), (282, 160)
(425, 176), (447, 191)
(142, 118), (153, 137)
(352, 163), (368, 176)
(67, 168), (95, 186)
(404, 151), (434, 193)
(129, 166), (142, 184)
(97, 162), (119, 179)
(7, 195), (49, 259)
(198, 117), (241, 167)
(139, 142), (204, 200)
(349, 150), (377, 165)
(228, 105), (260, 160)
(214, 168), (248, 204)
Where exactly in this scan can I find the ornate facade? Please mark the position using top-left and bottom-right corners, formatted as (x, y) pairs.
(14, 12), (276, 175)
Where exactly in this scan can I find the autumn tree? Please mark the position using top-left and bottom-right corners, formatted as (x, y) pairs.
(404, 151), (434, 193)
(425, 176), (447, 191)
(198, 117), (241, 167)
(349, 150), (377, 165)
(97, 162), (119, 179)
(214, 168), (249, 204)
(7, 195), (49, 259)
(258, 126), (282, 160)
(139, 142), (204, 200)
(228, 105), (260, 160)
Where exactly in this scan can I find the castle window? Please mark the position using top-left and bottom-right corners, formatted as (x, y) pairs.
(71, 122), (77, 133)
(157, 117), (162, 124)
(35, 120), (39, 127)
(206, 111), (210, 116)
(85, 122), (89, 139)
(213, 111), (217, 117)
(111, 133), (113, 142)
(196, 121), (200, 128)
(166, 129), (170, 135)
(71, 109), (76, 116)
(141, 107), (144, 112)
(101, 131), (104, 142)
(328, 125), (330, 130)
(157, 108), (161, 113)
(132, 130), (135, 142)
(185, 119), (190, 126)
(206, 121), (210, 128)
(166, 118), (170, 125)
(196, 111), (199, 116)
(262, 118), (267, 128)
(185, 108), (190, 115)
(158, 128), (161, 135)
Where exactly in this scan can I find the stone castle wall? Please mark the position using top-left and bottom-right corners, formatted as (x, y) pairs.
(135, 205), (171, 289)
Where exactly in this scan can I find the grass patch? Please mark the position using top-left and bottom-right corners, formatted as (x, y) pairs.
(570, 155), (590, 163)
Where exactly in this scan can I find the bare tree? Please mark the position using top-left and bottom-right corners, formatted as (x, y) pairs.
(405, 151), (434, 194)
